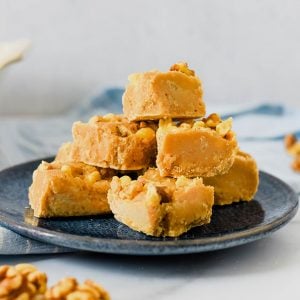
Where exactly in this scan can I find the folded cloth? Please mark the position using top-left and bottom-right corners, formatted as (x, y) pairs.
(0, 88), (124, 169)
(0, 88), (299, 254)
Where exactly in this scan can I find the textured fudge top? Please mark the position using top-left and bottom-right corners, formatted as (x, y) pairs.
(158, 113), (235, 141)
(71, 114), (158, 170)
(36, 161), (116, 182)
(77, 114), (158, 138)
(141, 168), (201, 190)
(111, 169), (207, 202)
(127, 62), (202, 89)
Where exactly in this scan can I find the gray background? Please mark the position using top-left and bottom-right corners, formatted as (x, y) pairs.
(1, 0), (300, 115)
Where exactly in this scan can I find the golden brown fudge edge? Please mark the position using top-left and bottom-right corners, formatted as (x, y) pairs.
(122, 63), (205, 121)
(28, 161), (114, 218)
(108, 172), (214, 237)
(203, 150), (259, 205)
(71, 115), (157, 170)
(156, 116), (238, 178)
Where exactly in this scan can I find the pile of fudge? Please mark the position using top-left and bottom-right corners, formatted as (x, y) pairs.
(29, 63), (259, 237)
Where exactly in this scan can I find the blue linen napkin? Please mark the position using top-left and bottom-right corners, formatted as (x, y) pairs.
(0, 88), (299, 254)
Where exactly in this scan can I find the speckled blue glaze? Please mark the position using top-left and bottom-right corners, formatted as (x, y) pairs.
(0, 158), (298, 255)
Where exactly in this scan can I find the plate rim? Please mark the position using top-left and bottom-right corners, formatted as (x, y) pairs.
(0, 158), (298, 255)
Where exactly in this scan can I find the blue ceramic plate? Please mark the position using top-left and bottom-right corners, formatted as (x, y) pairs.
(0, 158), (298, 255)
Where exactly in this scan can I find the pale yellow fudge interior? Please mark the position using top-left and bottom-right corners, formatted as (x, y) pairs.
(71, 114), (157, 170)
(156, 114), (238, 178)
(108, 169), (214, 237)
(122, 62), (206, 121)
(203, 151), (259, 205)
(29, 161), (115, 218)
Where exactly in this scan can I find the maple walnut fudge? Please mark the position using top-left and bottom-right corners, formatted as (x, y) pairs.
(55, 142), (76, 162)
(29, 161), (116, 218)
(203, 151), (259, 205)
(72, 114), (157, 170)
(156, 114), (238, 178)
(122, 62), (206, 121)
(108, 169), (214, 237)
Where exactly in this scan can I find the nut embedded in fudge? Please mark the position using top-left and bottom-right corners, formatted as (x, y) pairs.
(29, 161), (116, 217)
(156, 114), (238, 178)
(72, 114), (157, 170)
(122, 62), (206, 121)
(108, 168), (214, 237)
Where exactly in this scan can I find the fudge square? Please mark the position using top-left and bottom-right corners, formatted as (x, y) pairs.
(156, 114), (238, 178)
(122, 62), (206, 121)
(72, 114), (157, 170)
(203, 150), (259, 205)
(29, 161), (116, 218)
(54, 142), (75, 162)
(108, 168), (214, 237)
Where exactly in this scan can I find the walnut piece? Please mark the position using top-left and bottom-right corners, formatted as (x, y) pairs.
(169, 62), (195, 76)
(0, 264), (110, 300)
(0, 264), (47, 300)
(200, 114), (233, 138)
(203, 113), (221, 128)
(45, 277), (110, 300)
(284, 133), (300, 173)
(288, 143), (300, 156)
(291, 156), (300, 172)
(216, 117), (233, 137)
(135, 127), (156, 141)
(285, 134), (300, 155)
(284, 134), (297, 149)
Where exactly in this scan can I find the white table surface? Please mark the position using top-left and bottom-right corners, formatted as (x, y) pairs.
(0, 209), (299, 300)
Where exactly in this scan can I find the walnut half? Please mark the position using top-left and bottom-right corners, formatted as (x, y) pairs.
(291, 156), (300, 172)
(284, 134), (300, 172)
(0, 264), (47, 300)
(169, 62), (195, 76)
(0, 264), (110, 300)
(45, 277), (110, 300)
